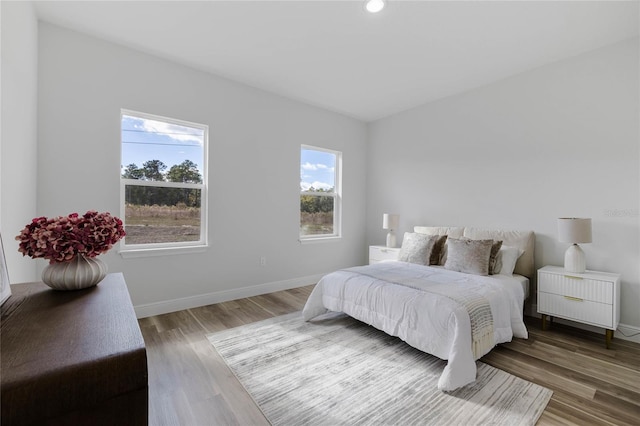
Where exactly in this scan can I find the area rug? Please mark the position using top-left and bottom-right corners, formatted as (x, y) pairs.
(207, 311), (552, 426)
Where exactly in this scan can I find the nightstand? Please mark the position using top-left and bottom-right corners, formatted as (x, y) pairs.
(369, 245), (401, 264)
(537, 265), (620, 349)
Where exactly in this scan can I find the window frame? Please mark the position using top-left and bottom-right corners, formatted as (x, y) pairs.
(299, 144), (342, 242)
(119, 109), (208, 257)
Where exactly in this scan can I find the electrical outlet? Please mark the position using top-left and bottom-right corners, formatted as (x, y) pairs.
(260, 256), (267, 266)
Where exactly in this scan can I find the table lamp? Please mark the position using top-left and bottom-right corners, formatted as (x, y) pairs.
(383, 214), (399, 248)
(557, 217), (592, 273)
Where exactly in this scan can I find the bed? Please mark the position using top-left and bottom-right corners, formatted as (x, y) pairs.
(302, 226), (535, 391)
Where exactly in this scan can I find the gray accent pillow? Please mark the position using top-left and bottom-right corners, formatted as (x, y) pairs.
(488, 240), (503, 275)
(430, 235), (448, 265)
(398, 232), (438, 265)
(444, 238), (494, 276)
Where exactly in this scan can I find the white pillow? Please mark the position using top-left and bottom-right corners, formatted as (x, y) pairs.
(495, 246), (525, 275)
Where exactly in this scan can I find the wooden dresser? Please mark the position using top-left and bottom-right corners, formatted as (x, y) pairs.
(1, 273), (148, 425)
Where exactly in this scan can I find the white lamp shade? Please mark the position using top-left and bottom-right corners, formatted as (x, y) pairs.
(557, 218), (592, 244)
(382, 214), (399, 230)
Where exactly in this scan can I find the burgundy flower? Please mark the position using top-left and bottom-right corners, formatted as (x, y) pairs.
(15, 211), (126, 263)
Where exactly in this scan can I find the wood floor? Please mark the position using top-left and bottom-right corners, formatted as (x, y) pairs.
(138, 285), (640, 425)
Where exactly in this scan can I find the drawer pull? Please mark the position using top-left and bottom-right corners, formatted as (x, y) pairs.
(564, 295), (584, 302)
(564, 275), (583, 280)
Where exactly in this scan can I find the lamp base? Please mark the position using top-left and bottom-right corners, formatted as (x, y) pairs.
(386, 230), (396, 248)
(564, 244), (586, 273)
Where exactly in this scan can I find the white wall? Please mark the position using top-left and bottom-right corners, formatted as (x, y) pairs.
(367, 38), (640, 332)
(0, 1), (39, 284)
(37, 23), (368, 315)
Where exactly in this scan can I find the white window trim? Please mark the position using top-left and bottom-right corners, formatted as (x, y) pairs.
(119, 244), (207, 259)
(298, 235), (342, 244)
(119, 109), (209, 257)
(299, 144), (342, 242)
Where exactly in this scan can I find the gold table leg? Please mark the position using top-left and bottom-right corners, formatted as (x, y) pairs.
(606, 329), (614, 349)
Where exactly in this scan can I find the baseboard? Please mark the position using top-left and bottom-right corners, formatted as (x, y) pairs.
(134, 274), (324, 319)
(616, 323), (640, 344)
(528, 303), (640, 344)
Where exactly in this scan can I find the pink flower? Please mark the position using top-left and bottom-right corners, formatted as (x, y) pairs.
(15, 211), (126, 263)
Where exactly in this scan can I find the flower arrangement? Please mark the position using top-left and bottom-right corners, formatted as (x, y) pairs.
(16, 210), (126, 264)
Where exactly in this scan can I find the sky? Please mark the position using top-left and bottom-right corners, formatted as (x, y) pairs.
(121, 114), (204, 174)
(300, 148), (336, 192)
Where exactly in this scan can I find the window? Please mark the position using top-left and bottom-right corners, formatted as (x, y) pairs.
(300, 145), (341, 240)
(120, 110), (207, 254)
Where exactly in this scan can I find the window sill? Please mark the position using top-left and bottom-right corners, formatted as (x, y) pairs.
(298, 236), (342, 244)
(119, 245), (208, 259)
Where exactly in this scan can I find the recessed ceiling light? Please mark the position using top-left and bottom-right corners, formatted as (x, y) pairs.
(365, 0), (386, 14)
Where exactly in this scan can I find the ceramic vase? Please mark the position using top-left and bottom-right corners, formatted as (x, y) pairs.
(41, 255), (107, 290)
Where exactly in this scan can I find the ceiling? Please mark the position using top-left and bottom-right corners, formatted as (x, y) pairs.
(33, 1), (639, 122)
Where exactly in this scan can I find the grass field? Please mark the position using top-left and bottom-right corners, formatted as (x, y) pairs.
(300, 212), (333, 235)
(124, 205), (334, 244)
(124, 204), (200, 244)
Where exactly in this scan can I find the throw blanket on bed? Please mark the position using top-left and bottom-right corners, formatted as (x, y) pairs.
(343, 265), (494, 359)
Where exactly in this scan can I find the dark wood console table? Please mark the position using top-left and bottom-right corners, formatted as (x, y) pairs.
(1, 273), (148, 425)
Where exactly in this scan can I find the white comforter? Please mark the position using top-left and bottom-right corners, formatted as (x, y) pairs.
(302, 261), (528, 391)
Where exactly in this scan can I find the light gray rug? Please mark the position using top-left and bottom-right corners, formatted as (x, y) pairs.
(207, 311), (552, 426)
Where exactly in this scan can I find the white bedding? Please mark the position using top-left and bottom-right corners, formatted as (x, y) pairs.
(515, 274), (530, 300)
(302, 261), (528, 391)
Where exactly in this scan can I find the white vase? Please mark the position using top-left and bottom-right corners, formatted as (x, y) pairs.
(41, 255), (107, 290)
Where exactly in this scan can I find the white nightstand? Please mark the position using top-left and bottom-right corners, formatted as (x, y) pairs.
(369, 245), (401, 264)
(537, 265), (620, 349)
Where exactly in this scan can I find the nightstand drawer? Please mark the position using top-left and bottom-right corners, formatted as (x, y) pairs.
(369, 246), (400, 264)
(538, 292), (614, 328)
(538, 272), (613, 304)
